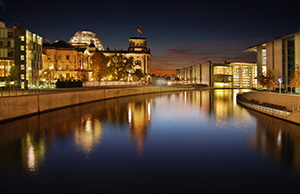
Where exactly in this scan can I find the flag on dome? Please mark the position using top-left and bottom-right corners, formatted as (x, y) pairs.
(13, 25), (19, 29)
(137, 28), (142, 34)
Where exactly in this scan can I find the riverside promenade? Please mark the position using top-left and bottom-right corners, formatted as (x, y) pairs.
(0, 86), (191, 123)
(237, 91), (300, 124)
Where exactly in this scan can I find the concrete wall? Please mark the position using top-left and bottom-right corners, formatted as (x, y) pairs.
(0, 95), (38, 121)
(266, 41), (274, 71)
(242, 92), (300, 111)
(295, 34), (300, 66)
(201, 62), (210, 86)
(0, 87), (188, 122)
(274, 39), (282, 78)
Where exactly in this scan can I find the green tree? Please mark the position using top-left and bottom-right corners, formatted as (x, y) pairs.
(107, 54), (133, 81)
(90, 52), (108, 81)
(257, 70), (279, 91)
(7, 65), (20, 87)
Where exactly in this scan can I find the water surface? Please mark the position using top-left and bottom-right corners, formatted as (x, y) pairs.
(1, 89), (300, 193)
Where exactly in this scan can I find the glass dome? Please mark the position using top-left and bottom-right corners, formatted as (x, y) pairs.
(69, 31), (104, 50)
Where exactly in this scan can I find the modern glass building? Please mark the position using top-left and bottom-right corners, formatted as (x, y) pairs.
(0, 22), (42, 88)
(177, 61), (257, 88)
(245, 32), (300, 91)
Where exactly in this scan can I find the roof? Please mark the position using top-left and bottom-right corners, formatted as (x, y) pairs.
(244, 31), (300, 52)
(43, 40), (77, 50)
(129, 37), (146, 40)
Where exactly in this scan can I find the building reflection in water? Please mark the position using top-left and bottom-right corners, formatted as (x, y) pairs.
(74, 116), (103, 156)
(0, 90), (286, 172)
(127, 99), (152, 157)
(249, 109), (300, 174)
(181, 89), (253, 128)
(21, 133), (46, 173)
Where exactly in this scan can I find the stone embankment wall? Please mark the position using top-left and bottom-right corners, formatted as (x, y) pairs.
(242, 92), (300, 111)
(239, 91), (300, 124)
(0, 87), (189, 122)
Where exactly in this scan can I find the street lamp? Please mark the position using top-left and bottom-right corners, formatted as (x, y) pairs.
(148, 74), (150, 84)
(278, 77), (282, 93)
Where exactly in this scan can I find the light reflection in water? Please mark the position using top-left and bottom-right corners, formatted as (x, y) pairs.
(21, 133), (45, 173)
(75, 118), (103, 155)
(27, 145), (35, 171)
(249, 108), (300, 174)
(1, 90), (300, 192)
(128, 99), (152, 157)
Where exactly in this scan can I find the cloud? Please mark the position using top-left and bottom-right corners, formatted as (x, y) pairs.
(150, 37), (265, 75)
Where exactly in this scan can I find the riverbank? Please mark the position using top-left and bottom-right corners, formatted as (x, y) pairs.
(237, 91), (300, 124)
(0, 86), (193, 123)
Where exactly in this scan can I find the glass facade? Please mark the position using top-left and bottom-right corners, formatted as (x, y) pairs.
(69, 31), (104, 51)
(213, 64), (257, 88)
(213, 66), (233, 88)
(282, 36), (295, 89)
(232, 65), (257, 88)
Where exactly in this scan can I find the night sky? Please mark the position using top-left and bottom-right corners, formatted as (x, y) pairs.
(1, 0), (299, 75)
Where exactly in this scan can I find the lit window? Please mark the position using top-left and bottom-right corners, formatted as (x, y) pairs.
(21, 45), (25, 51)
(20, 36), (25, 41)
(21, 55), (25, 60)
(21, 74), (25, 79)
(21, 64), (25, 70)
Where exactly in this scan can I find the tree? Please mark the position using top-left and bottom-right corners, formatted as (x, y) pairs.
(7, 65), (20, 87)
(257, 70), (279, 91)
(106, 54), (133, 81)
(132, 69), (145, 81)
(39, 68), (55, 82)
(289, 65), (300, 94)
(76, 70), (89, 81)
(90, 52), (108, 81)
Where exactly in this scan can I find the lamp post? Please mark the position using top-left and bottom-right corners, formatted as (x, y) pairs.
(148, 74), (150, 85)
(278, 77), (282, 94)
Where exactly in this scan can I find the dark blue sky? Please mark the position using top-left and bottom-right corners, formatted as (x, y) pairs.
(2, 0), (299, 75)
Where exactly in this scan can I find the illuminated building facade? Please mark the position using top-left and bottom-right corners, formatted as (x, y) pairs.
(0, 23), (42, 88)
(41, 31), (152, 83)
(178, 61), (257, 88)
(69, 31), (151, 76)
(99, 37), (151, 75)
(42, 40), (89, 81)
(245, 32), (300, 91)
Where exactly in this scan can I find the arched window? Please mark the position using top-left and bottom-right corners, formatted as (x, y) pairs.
(135, 60), (141, 66)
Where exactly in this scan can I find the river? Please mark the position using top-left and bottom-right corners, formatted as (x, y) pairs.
(0, 89), (300, 193)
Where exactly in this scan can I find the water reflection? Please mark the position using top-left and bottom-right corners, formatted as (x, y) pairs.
(249, 109), (300, 174)
(128, 99), (152, 156)
(20, 133), (45, 173)
(0, 93), (157, 173)
(0, 89), (299, 179)
(75, 117), (103, 155)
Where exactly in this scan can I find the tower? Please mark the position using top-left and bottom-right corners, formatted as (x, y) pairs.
(128, 37), (149, 53)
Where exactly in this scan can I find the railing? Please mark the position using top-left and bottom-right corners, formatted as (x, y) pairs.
(236, 94), (291, 116)
(249, 103), (291, 116)
(0, 84), (149, 98)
